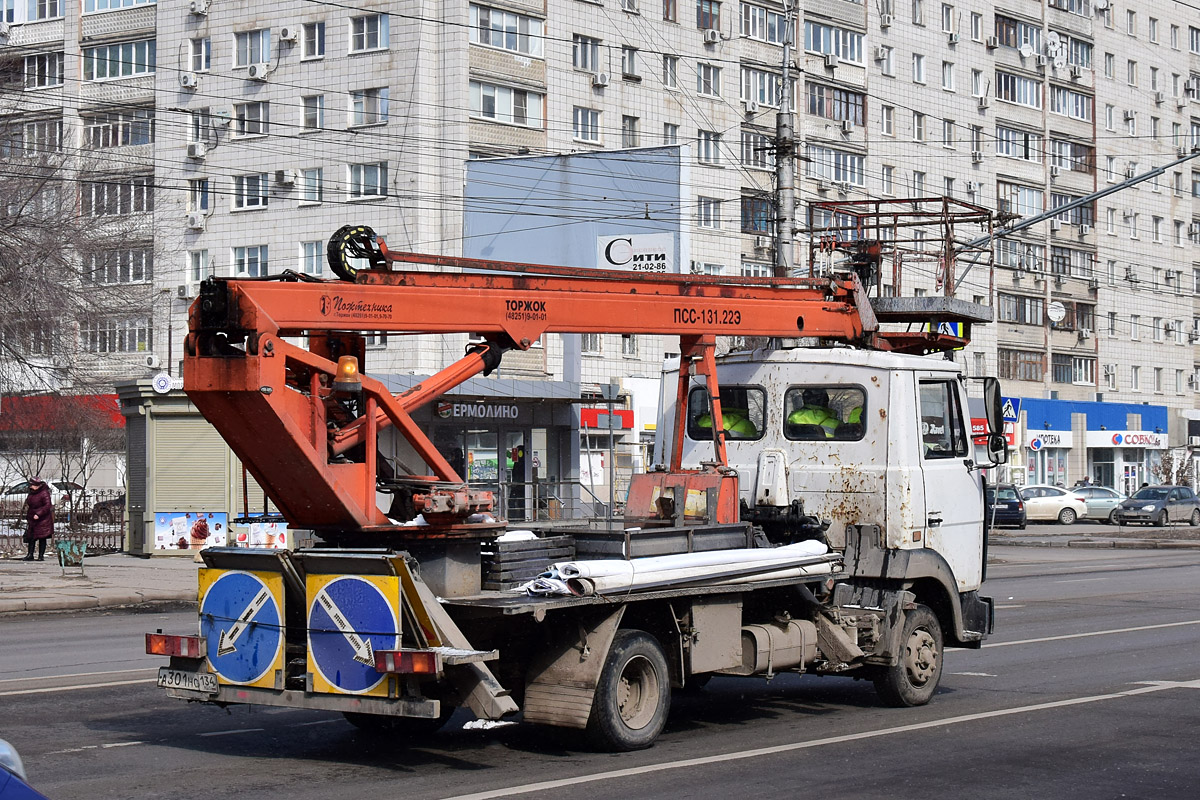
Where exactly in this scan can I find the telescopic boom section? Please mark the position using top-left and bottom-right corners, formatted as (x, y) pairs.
(184, 245), (877, 540)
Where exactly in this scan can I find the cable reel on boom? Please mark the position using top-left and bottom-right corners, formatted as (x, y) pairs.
(327, 225), (387, 281)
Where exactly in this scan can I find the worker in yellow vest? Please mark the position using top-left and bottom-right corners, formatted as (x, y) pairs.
(787, 389), (840, 438)
(695, 408), (759, 438)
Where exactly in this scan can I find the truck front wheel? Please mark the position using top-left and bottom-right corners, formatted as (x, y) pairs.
(874, 605), (943, 708)
(586, 629), (670, 751)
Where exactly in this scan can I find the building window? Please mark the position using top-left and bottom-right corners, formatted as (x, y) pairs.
(621, 46), (638, 77)
(997, 182), (1044, 216)
(303, 22), (326, 58)
(469, 4), (544, 57)
(300, 167), (323, 203)
(997, 293), (1044, 325)
(804, 21), (863, 64)
(881, 165), (894, 194)
(233, 174), (269, 210)
(84, 108), (154, 148)
(348, 162), (388, 198)
(189, 38), (211, 72)
(350, 87), (389, 126)
(881, 105), (894, 135)
(663, 0), (677, 21)
(82, 176), (153, 216)
(581, 333), (602, 354)
(741, 2), (789, 44)
(81, 318), (152, 354)
(697, 0), (720, 30)
(234, 102), (269, 136)
(664, 123), (679, 144)
(1050, 87), (1093, 120)
(996, 126), (1042, 162)
(741, 131), (773, 168)
(912, 113), (926, 142)
(807, 83), (864, 124)
(189, 250), (211, 283)
(697, 196), (721, 228)
(350, 14), (389, 52)
(663, 55), (679, 88)
(84, 0), (155, 10)
(622, 115), (639, 147)
(741, 195), (774, 234)
(1050, 193), (1095, 226)
(85, 247), (153, 285)
(1130, 366), (1140, 391)
(998, 348), (1044, 381)
(301, 241), (324, 275)
(234, 29), (270, 67)
(573, 107), (600, 142)
(912, 53), (926, 84)
(187, 178), (210, 212)
(697, 129), (722, 164)
(994, 14), (1042, 51)
(302, 95), (324, 130)
(697, 62), (721, 96)
(806, 144), (865, 185)
(942, 61), (954, 91)
(82, 41), (157, 81)
(572, 34), (600, 71)
(1154, 367), (1163, 393)
(1050, 138), (1094, 173)
(942, 119), (955, 147)
(995, 71), (1042, 108)
(234, 245), (269, 277)
(879, 46), (894, 76)
(742, 66), (782, 106)
(188, 108), (209, 143)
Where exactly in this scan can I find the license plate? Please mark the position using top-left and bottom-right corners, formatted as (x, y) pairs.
(158, 667), (218, 694)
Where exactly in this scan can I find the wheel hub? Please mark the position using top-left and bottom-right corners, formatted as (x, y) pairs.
(615, 656), (657, 730)
(904, 629), (938, 686)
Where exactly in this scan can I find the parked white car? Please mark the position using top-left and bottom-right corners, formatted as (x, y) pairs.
(1019, 484), (1088, 524)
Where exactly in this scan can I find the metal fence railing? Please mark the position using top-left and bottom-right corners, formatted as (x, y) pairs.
(0, 490), (127, 559)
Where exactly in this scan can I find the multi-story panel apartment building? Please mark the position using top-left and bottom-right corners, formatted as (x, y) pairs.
(2, 0), (1198, 492)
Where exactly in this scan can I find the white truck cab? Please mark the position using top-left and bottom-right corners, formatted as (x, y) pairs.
(660, 346), (1000, 647)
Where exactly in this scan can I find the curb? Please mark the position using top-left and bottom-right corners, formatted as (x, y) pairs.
(992, 538), (1200, 549)
(0, 591), (195, 614)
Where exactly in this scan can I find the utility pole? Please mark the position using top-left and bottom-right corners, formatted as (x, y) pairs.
(773, 0), (796, 279)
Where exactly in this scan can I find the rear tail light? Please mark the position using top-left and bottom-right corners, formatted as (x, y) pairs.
(146, 633), (206, 658)
(374, 649), (441, 674)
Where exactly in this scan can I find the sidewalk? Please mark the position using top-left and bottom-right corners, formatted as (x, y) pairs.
(0, 552), (197, 613)
(989, 527), (1200, 550)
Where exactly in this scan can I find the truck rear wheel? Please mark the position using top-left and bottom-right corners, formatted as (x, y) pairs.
(586, 629), (670, 751)
(874, 604), (943, 708)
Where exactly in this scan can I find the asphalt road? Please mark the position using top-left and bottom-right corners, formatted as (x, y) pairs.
(3, 547), (1200, 800)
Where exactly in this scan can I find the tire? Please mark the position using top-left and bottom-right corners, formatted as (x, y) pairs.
(1157, 510), (1169, 527)
(586, 629), (671, 752)
(96, 508), (114, 525)
(1107, 509), (1118, 525)
(1057, 507), (1077, 525)
(343, 709), (450, 737)
(874, 604), (943, 708)
(1018, 521), (1026, 530)
(1191, 509), (1200, 527)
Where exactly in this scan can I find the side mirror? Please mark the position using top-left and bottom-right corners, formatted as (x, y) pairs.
(982, 377), (1009, 465)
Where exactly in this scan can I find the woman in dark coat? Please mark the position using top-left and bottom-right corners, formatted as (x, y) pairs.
(22, 479), (54, 561)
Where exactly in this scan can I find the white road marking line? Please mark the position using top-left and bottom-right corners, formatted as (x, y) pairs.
(288, 719), (342, 728)
(443, 679), (1200, 800)
(1054, 578), (1109, 583)
(0, 668), (158, 685)
(198, 728), (265, 738)
(994, 604), (1024, 609)
(951, 672), (997, 677)
(0, 679), (155, 697)
(984, 619), (1200, 648)
(101, 741), (143, 748)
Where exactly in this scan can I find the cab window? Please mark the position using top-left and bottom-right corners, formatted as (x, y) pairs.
(918, 380), (968, 459)
(686, 386), (765, 441)
(783, 386), (866, 441)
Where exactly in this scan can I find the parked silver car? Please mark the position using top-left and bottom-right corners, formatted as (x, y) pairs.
(1113, 485), (1200, 527)
(1071, 486), (1127, 524)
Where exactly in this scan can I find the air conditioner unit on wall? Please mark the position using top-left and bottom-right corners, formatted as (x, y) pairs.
(971, 150), (984, 163)
(247, 63), (270, 80)
(948, 32), (960, 45)
(840, 119), (853, 134)
(189, 0), (208, 14)
(592, 71), (610, 87)
(274, 169), (295, 186)
(703, 28), (721, 44)
(279, 26), (299, 42)
(824, 53), (839, 69)
(880, 13), (893, 28)
(985, 36), (999, 49)
(743, 99), (760, 114)
(176, 284), (194, 300)
(186, 212), (206, 230)
(179, 72), (198, 89)
(1069, 65), (1083, 79)
(143, 354), (161, 369)
(977, 96), (990, 110)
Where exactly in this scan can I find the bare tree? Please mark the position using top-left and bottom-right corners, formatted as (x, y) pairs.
(0, 82), (156, 394)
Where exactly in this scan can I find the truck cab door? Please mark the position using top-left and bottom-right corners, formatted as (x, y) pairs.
(916, 376), (983, 592)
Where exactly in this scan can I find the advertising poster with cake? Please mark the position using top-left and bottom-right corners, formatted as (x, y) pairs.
(153, 512), (229, 551)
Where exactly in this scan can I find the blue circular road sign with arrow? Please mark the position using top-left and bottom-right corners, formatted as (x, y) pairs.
(200, 571), (283, 685)
(307, 576), (398, 694)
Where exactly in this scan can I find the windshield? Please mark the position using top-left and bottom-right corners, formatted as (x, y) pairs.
(1132, 488), (1168, 501)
